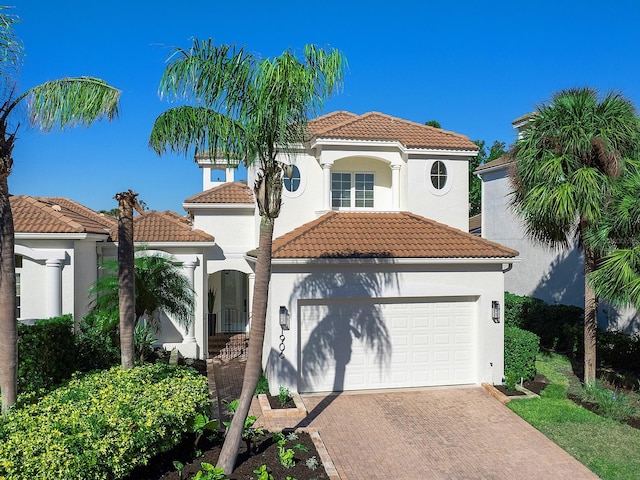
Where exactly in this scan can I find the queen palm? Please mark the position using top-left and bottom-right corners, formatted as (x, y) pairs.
(510, 88), (640, 382)
(0, 7), (120, 412)
(149, 38), (346, 474)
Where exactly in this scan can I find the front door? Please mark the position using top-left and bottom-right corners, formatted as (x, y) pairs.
(221, 270), (247, 333)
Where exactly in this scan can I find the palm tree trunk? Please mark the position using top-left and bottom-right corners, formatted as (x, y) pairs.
(116, 191), (137, 370)
(584, 244), (598, 382)
(0, 175), (16, 412)
(216, 214), (274, 474)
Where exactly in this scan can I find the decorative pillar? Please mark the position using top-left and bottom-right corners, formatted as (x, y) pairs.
(322, 163), (332, 210)
(182, 260), (197, 344)
(391, 164), (401, 211)
(45, 258), (63, 318)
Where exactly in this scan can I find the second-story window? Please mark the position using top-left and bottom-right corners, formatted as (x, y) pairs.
(283, 165), (301, 192)
(331, 172), (374, 209)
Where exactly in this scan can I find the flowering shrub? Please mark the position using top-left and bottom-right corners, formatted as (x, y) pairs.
(0, 363), (210, 479)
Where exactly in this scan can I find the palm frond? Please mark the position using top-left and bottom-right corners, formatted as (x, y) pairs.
(149, 105), (247, 159)
(25, 77), (120, 131)
(0, 6), (23, 76)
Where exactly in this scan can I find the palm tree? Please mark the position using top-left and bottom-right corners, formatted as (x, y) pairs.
(88, 249), (195, 351)
(149, 38), (346, 474)
(510, 88), (640, 382)
(0, 7), (120, 412)
(89, 250), (195, 330)
(585, 160), (640, 310)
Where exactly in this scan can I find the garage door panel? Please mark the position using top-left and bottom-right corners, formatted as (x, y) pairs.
(300, 298), (476, 392)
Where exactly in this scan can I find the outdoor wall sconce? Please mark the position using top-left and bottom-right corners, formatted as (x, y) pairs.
(279, 306), (290, 331)
(491, 301), (501, 323)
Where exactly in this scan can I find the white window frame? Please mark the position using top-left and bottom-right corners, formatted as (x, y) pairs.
(331, 172), (375, 210)
(282, 164), (306, 199)
(425, 160), (453, 196)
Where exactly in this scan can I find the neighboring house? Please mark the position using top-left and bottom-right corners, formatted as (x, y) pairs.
(15, 110), (520, 394)
(475, 118), (640, 333)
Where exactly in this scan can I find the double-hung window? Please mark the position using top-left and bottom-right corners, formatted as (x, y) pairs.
(331, 172), (374, 209)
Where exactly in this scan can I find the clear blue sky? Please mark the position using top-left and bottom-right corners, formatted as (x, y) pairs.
(11, 0), (640, 213)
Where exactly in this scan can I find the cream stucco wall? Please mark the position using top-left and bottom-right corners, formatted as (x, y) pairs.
(406, 155), (470, 231)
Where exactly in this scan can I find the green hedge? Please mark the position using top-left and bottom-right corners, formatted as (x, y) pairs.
(0, 363), (210, 480)
(504, 292), (583, 353)
(505, 326), (540, 382)
(17, 315), (77, 394)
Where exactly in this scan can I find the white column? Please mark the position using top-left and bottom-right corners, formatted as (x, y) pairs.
(391, 164), (401, 211)
(182, 260), (197, 344)
(247, 273), (255, 337)
(226, 166), (235, 183)
(45, 258), (63, 318)
(322, 163), (332, 210)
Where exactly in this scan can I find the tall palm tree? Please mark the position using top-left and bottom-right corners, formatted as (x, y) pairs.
(510, 88), (640, 382)
(115, 190), (144, 370)
(149, 38), (346, 474)
(0, 7), (120, 412)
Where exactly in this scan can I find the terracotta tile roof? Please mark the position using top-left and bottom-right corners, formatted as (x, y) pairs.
(308, 111), (478, 151)
(184, 182), (254, 204)
(475, 153), (513, 173)
(307, 111), (359, 134)
(110, 210), (215, 243)
(270, 211), (518, 259)
(12, 195), (113, 235)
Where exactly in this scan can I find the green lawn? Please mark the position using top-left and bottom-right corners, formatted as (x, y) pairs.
(507, 353), (640, 480)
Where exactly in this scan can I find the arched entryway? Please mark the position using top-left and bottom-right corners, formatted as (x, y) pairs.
(206, 269), (252, 358)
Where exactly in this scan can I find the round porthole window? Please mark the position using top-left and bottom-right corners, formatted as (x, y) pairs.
(283, 165), (301, 192)
(425, 160), (453, 195)
(430, 161), (447, 189)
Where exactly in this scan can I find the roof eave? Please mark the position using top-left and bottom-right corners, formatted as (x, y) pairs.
(183, 203), (255, 210)
(15, 232), (110, 240)
(311, 137), (477, 157)
(266, 256), (520, 265)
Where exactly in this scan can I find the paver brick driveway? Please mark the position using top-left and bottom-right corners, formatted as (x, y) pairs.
(297, 387), (598, 480)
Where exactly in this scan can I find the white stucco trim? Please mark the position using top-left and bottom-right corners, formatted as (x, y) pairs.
(15, 244), (66, 262)
(124, 242), (217, 248)
(182, 203), (255, 211)
(311, 138), (477, 158)
(264, 257), (520, 266)
(15, 233), (107, 241)
(475, 161), (512, 176)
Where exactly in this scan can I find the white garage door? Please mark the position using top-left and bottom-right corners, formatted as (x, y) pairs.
(299, 298), (477, 392)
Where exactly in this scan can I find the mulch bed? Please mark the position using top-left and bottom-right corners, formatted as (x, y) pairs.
(494, 374), (549, 397)
(266, 394), (297, 410)
(125, 430), (328, 480)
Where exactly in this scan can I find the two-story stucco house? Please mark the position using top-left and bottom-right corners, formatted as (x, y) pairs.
(15, 111), (519, 394)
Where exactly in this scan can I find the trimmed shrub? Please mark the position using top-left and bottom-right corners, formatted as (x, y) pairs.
(75, 313), (121, 373)
(504, 292), (583, 353)
(505, 326), (540, 382)
(0, 363), (210, 480)
(17, 314), (76, 394)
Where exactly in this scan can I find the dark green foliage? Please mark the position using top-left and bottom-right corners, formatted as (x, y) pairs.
(17, 315), (76, 394)
(469, 139), (506, 215)
(504, 326), (540, 382)
(504, 292), (583, 352)
(255, 372), (269, 395)
(75, 314), (121, 372)
(598, 330), (640, 374)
